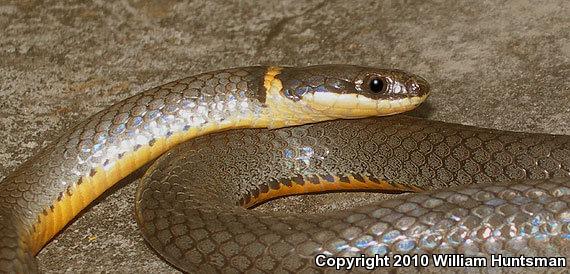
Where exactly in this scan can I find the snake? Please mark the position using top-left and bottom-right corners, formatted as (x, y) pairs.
(0, 65), (567, 273)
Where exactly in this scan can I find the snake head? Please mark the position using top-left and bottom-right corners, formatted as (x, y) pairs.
(273, 65), (430, 119)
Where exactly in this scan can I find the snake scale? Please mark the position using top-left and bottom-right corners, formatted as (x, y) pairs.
(0, 65), (568, 273)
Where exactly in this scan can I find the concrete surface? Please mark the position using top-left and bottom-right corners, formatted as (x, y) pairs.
(0, 0), (568, 273)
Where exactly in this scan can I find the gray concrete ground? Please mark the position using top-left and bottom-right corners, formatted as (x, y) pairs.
(0, 0), (568, 273)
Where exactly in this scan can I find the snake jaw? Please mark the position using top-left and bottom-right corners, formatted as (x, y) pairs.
(303, 92), (430, 118)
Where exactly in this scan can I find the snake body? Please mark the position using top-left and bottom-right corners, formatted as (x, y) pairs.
(0, 65), (568, 272)
(0, 65), (429, 272)
(138, 116), (569, 272)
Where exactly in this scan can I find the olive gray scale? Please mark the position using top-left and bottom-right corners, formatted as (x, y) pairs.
(0, 67), (268, 272)
(136, 116), (570, 273)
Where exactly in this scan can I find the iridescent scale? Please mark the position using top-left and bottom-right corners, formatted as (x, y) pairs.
(62, 67), (266, 178)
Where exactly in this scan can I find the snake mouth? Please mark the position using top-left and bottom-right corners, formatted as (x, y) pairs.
(302, 92), (429, 118)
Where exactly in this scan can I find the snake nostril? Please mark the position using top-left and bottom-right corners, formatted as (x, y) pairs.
(407, 77), (429, 96)
(409, 82), (420, 93)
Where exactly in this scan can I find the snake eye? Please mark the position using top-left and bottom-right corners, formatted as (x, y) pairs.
(369, 77), (386, 93)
